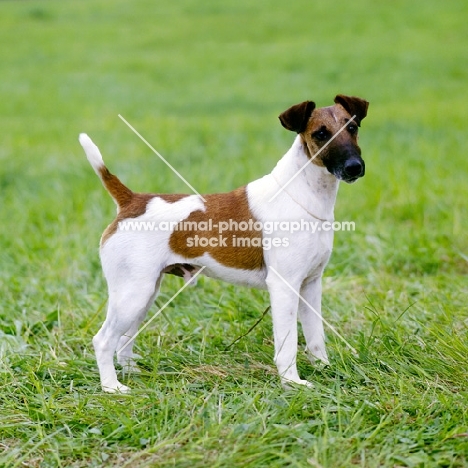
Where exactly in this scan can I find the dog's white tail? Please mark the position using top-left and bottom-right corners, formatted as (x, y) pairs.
(79, 133), (105, 176)
(79, 133), (134, 210)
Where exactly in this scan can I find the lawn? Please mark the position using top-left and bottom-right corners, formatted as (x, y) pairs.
(0, 0), (467, 466)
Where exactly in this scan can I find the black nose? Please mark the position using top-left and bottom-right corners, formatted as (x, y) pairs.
(344, 159), (364, 178)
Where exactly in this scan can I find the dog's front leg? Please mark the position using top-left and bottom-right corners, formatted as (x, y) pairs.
(266, 273), (312, 389)
(299, 275), (329, 365)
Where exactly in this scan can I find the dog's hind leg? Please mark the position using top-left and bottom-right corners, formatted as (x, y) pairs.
(116, 275), (163, 374)
(93, 275), (160, 393)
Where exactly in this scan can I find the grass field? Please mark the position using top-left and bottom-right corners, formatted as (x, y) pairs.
(1, 0), (467, 466)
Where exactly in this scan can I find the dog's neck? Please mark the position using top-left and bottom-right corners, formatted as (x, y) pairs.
(270, 136), (340, 220)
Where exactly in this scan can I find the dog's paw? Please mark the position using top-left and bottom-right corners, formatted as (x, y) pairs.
(281, 378), (314, 390)
(102, 382), (130, 394)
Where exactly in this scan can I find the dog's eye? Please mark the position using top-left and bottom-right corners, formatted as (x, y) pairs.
(313, 129), (329, 141)
(347, 124), (358, 134)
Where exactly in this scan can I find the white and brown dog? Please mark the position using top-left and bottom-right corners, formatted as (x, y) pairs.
(79, 94), (369, 393)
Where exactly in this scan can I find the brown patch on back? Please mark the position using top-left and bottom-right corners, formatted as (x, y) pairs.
(101, 192), (189, 246)
(96, 158), (191, 245)
(169, 186), (264, 270)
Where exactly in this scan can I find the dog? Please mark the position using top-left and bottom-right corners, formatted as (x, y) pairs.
(79, 94), (368, 393)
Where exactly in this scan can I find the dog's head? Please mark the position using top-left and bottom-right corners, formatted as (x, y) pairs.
(279, 95), (369, 183)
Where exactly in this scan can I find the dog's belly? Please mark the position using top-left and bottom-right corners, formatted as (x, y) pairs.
(168, 253), (268, 289)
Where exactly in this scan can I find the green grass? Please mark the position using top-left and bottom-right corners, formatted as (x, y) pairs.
(1, 0), (467, 466)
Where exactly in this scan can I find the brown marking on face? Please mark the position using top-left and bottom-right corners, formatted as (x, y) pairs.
(169, 186), (264, 271)
(279, 96), (368, 182)
(299, 104), (361, 167)
(101, 193), (189, 246)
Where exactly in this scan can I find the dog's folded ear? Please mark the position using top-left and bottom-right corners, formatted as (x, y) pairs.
(279, 101), (316, 133)
(334, 95), (369, 126)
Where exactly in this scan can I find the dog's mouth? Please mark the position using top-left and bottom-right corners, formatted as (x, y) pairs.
(344, 176), (360, 184)
(332, 167), (365, 184)
(343, 170), (365, 183)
